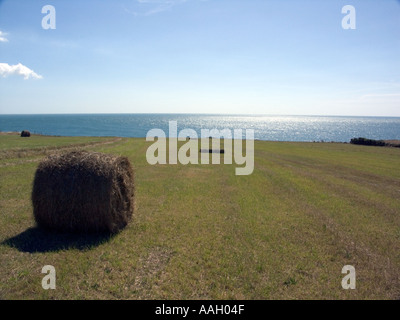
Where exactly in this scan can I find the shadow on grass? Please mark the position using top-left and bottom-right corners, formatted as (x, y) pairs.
(2, 227), (114, 253)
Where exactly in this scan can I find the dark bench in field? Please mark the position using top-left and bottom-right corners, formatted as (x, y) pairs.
(200, 149), (225, 154)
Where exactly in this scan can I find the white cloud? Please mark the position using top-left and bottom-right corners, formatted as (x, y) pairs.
(0, 30), (8, 42)
(0, 63), (43, 80)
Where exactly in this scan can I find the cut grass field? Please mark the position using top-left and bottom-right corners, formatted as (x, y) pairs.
(0, 133), (399, 299)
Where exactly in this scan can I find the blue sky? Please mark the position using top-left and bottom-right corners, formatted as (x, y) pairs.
(0, 0), (399, 116)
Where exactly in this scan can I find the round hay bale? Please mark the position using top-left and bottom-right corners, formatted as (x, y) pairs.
(32, 150), (135, 234)
(21, 130), (31, 137)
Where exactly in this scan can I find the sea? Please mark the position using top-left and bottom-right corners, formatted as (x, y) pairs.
(0, 114), (400, 142)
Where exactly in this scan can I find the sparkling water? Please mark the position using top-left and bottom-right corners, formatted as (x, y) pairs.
(1, 114), (399, 142)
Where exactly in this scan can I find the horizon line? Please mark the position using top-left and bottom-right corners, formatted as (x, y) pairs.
(1, 112), (400, 118)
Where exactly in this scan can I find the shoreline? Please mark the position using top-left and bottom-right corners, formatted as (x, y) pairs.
(1, 131), (400, 146)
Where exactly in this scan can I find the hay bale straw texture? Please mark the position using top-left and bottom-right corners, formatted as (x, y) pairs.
(32, 150), (135, 233)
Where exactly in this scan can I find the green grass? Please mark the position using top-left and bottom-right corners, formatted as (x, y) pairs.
(0, 135), (399, 299)
(0, 132), (112, 152)
(0, 133), (120, 166)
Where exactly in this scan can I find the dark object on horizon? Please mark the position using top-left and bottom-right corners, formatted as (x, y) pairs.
(383, 140), (400, 148)
(32, 150), (135, 234)
(200, 149), (225, 154)
(350, 137), (386, 147)
(21, 130), (31, 137)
